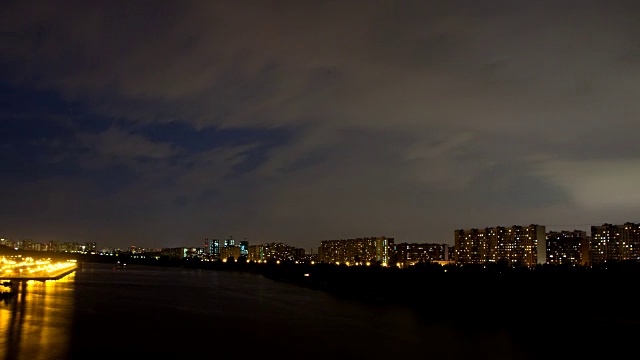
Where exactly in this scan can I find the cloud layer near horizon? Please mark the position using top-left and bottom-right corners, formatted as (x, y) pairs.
(2, 0), (639, 248)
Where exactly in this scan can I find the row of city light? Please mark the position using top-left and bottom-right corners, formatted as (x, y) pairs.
(209, 258), (393, 267)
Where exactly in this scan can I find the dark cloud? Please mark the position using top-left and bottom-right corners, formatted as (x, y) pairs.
(1, 0), (640, 248)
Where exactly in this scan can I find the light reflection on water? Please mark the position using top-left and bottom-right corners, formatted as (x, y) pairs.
(0, 273), (75, 360)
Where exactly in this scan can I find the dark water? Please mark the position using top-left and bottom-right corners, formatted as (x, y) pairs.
(1, 263), (575, 359)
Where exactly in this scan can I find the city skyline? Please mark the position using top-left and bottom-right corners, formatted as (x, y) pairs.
(3, 219), (636, 255)
(2, 1), (640, 250)
(4, 221), (639, 270)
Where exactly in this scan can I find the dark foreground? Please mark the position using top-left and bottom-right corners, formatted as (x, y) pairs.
(85, 255), (640, 359)
(3, 254), (638, 359)
(0, 262), (544, 360)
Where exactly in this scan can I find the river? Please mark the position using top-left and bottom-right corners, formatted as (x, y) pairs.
(0, 262), (608, 359)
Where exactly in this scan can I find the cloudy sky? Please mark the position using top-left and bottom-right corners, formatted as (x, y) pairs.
(1, 0), (639, 250)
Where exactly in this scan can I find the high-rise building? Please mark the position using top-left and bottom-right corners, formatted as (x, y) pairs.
(220, 245), (241, 261)
(546, 230), (589, 266)
(454, 224), (546, 267)
(248, 244), (261, 262)
(48, 240), (59, 252)
(205, 238), (220, 257)
(85, 242), (97, 254)
(248, 242), (306, 262)
(161, 247), (188, 259)
(447, 245), (455, 262)
(454, 228), (488, 264)
(319, 236), (394, 265)
(19, 239), (33, 250)
(590, 223), (640, 264)
(395, 243), (449, 267)
(239, 239), (249, 257)
(224, 236), (235, 247)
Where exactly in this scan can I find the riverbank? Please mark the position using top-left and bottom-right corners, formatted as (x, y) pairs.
(8, 249), (640, 350)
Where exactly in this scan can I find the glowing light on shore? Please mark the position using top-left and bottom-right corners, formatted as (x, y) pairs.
(0, 256), (77, 279)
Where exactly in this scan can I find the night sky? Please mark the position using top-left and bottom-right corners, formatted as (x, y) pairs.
(2, 0), (639, 250)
